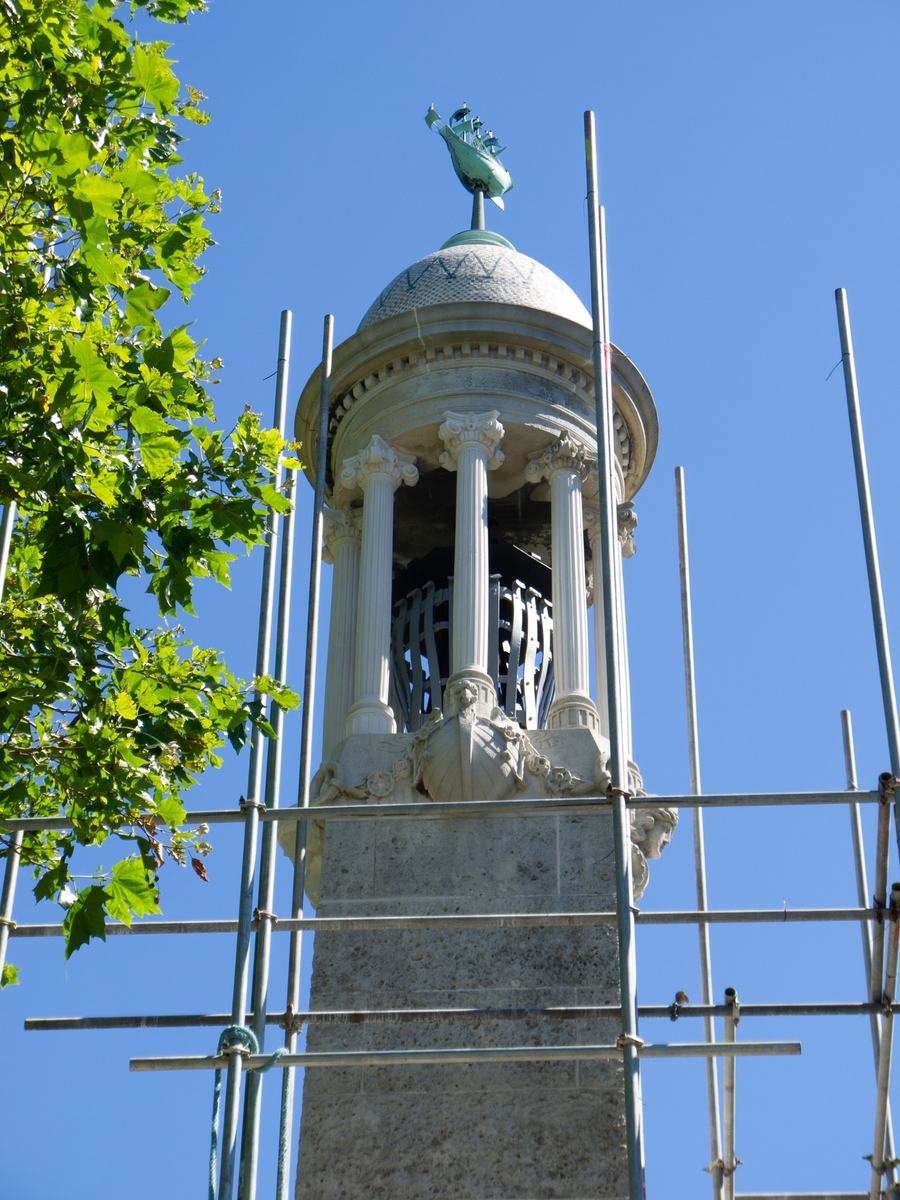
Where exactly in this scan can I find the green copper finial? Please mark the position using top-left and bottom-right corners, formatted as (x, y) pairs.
(425, 104), (513, 228)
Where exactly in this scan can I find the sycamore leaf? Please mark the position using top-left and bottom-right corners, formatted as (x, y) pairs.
(93, 520), (143, 566)
(72, 173), (124, 220)
(156, 797), (186, 829)
(89, 474), (118, 507)
(141, 433), (182, 478)
(68, 340), (119, 406)
(114, 691), (138, 719)
(0, 963), (19, 988)
(106, 859), (162, 925)
(63, 886), (109, 957)
(132, 44), (179, 110)
(126, 282), (170, 329)
(130, 406), (173, 436)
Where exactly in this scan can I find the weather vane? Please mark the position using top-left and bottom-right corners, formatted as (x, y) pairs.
(425, 103), (513, 231)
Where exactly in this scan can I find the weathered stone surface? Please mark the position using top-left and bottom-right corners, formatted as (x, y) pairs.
(296, 807), (627, 1200)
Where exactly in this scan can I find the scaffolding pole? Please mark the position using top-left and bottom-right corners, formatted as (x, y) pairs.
(239, 311), (297, 1198)
(276, 313), (333, 1200)
(723, 989), (739, 1200)
(676, 465), (723, 1199)
(0, 500), (21, 985)
(1, 790), (887, 836)
(217, 311), (292, 1200)
(842, 712), (897, 1188)
(8, 906), (882, 940)
(835, 290), (900, 825)
(25, 1000), (900, 1034)
(870, 884), (900, 1198)
(585, 109), (645, 1200)
(130, 1039), (801, 1073)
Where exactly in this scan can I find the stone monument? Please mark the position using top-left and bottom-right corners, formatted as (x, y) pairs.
(285, 106), (675, 1199)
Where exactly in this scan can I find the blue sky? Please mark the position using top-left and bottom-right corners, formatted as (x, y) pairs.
(4, 1), (900, 1196)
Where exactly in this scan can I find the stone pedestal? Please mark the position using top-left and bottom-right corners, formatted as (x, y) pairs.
(296, 809), (627, 1200)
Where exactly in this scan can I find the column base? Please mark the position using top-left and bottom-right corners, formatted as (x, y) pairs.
(443, 669), (497, 718)
(546, 694), (601, 734)
(344, 698), (396, 736)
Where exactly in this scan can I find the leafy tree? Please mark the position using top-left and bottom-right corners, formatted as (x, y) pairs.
(0, 0), (298, 975)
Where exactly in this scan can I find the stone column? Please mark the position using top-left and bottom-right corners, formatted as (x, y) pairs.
(438, 410), (505, 709)
(526, 434), (598, 733)
(341, 435), (418, 736)
(321, 504), (362, 758)
(584, 501), (637, 758)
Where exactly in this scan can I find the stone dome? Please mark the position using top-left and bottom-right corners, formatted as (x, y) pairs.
(358, 230), (592, 331)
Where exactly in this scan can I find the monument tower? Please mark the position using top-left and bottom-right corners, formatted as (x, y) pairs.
(288, 106), (675, 1199)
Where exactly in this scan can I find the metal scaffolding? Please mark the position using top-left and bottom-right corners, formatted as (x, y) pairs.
(2, 115), (900, 1200)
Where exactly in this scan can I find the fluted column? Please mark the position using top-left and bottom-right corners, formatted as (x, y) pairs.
(585, 501), (637, 756)
(341, 435), (418, 735)
(321, 504), (361, 757)
(527, 435), (598, 733)
(438, 410), (505, 710)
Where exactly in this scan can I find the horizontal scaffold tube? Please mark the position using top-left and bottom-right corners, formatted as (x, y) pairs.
(0, 790), (883, 833)
(130, 1040), (801, 1072)
(9, 908), (878, 939)
(25, 1001), (900, 1033)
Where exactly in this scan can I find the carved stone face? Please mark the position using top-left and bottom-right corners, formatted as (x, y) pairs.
(632, 808), (677, 860)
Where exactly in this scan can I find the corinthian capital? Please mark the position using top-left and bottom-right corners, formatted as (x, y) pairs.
(525, 433), (592, 483)
(322, 504), (361, 564)
(583, 503), (636, 557)
(339, 434), (418, 495)
(618, 502), (638, 558)
(438, 410), (505, 472)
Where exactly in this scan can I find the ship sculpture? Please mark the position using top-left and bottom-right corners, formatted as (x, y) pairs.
(425, 102), (513, 207)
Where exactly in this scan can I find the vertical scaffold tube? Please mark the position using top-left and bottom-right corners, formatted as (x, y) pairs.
(675, 467), (723, 1200)
(276, 314), (333, 1200)
(843, 711), (898, 1192)
(835, 290), (900, 819)
(871, 884), (900, 1200)
(218, 311), (292, 1200)
(239, 325), (297, 1197)
(584, 109), (645, 1200)
(0, 501), (21, 984)
(723, 988), (739, 1200)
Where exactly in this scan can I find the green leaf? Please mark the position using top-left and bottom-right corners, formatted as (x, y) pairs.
(0, 963), (19, 989)
(114, 691), (138, 719)
(89, 475), (118, 507)
(93, 519), (143, 566)
(132, 44), (180, 110)
(67, 340), (119, 407)
(156, 797), (186, 829)
(72, 174), (124, 220)
(126, 282), (171, 329)
(141, 433), (182, 478)
(130, 406), (173, 436)
(106, 859), (161, 926)
(63, 886), (110, 957)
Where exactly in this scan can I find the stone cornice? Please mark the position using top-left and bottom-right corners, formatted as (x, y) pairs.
(293, 302), (657, 504)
